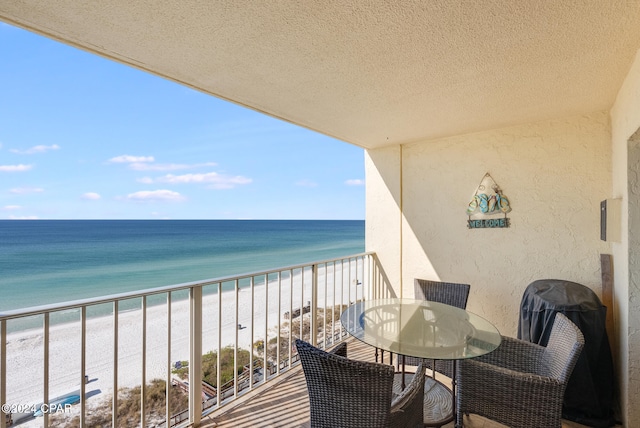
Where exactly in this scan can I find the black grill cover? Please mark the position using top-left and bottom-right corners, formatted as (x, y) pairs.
(518, 279), (615, 427)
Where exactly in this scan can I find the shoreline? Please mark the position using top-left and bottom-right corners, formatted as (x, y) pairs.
(1, 277), (274, 335)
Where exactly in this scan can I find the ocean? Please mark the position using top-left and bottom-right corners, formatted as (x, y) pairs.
(0, 220), (365, 313)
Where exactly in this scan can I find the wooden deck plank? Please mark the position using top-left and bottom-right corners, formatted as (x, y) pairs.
(200, 339), (598, 428)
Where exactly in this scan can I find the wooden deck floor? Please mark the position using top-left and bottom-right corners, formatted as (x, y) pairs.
(199, 339), (596, 428)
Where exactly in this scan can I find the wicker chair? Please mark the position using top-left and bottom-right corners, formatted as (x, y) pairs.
(414, 278), (470, 310)
(403, 279), (471, 378)
(295, 339), (426, 428)
(456, 312), (585, 428)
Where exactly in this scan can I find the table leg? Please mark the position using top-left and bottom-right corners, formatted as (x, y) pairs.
(423, 360), (455, 428)
(392, 358), (454, 427)
(401, 355), (406, 389)
(452, 360), (459, 428)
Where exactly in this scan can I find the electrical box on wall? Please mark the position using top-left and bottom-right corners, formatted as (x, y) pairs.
(601, 198), (622, 242)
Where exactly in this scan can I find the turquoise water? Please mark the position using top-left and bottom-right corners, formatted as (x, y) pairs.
(0, 220), (365, 312)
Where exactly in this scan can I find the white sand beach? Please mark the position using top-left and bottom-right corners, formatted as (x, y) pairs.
(3, 267), (362, 426)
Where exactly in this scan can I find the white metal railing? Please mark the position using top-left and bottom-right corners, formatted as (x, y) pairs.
(0, 252), (391, 428)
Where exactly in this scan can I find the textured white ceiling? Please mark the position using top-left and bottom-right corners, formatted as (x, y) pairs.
(2, 1), (640, 149)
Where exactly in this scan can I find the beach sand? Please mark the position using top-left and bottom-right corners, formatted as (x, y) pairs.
(3, 267), (362, 426)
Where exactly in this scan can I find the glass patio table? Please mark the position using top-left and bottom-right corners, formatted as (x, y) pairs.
(340, 298), (501, 427)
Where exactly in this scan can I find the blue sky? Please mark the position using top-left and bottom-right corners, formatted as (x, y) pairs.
(0, 23), (365, 220)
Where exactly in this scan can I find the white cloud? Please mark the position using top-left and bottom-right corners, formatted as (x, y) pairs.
(129, 161), (217, 172)
(295, 179), (318, 187)
(150, 211), (171, 219)
(0, 164), (33, 172)
(10, 187), (44, 194)
(345, 179), (365, 186)
(9, 215), (39, 220)
(147, 171), (252, 189)
(125, 189), (185, 202)
(2, 205), (21, 210)
(108, 155), (217, 172)
(108, 155), (155, 163)
(81, 192), (101, 200)
(10, 144), (60, 154)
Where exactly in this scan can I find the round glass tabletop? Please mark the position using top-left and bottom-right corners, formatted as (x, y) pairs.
(340, 298), (501, 360)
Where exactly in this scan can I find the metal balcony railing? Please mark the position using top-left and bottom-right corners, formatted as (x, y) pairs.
(1, 252), (392, 428)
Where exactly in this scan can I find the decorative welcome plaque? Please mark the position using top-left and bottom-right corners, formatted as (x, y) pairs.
(466, 173), (511, 229)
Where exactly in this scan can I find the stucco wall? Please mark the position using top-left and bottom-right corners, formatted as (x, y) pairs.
(365, 145), (402, 296)
(611, 48), (640, 427)
(366, 111), (612, 338)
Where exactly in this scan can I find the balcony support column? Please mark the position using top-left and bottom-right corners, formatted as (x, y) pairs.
(113, 301), (119, 428)
(80, 307), (86, 427)
(189, 286), (203, 427)
(311, 264), (318, 346)
(1, 320), (6, 428)
(43, 314), (50, 428)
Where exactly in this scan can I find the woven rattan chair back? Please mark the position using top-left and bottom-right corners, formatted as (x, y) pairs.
(407, 279), (471, 379)
(456, 312), (585, 428)
(295, 339), (425, 428)
(540, 312), (585, 382)
(413, 278), (470, 309)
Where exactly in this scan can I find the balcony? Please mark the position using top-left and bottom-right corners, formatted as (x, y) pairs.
(203, 337), (591, 428)
(1, 251), (600, 428)
(1, 252), (392, 428)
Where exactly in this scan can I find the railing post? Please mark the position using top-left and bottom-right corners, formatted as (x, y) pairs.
(141, 296), (147, 428)
(189, 286), (203, 427)
(234, 280), (239, 398)
(43, 313), (50, 428)
(249, 276), (254, 389)
(113, 301), (119, 428)
(366, 254), (372, 300)
(311, 264), (318, 346)
(165, 293), (171, 428)
(371, 254), (375, 298)
(263, 274), (268, 382)
(288, 270), (293, 368)
(1, 320), (6, 428)
(276, 273), (282, 375)
(216, 282), (222, 408)
(80, 307), (86, 428)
